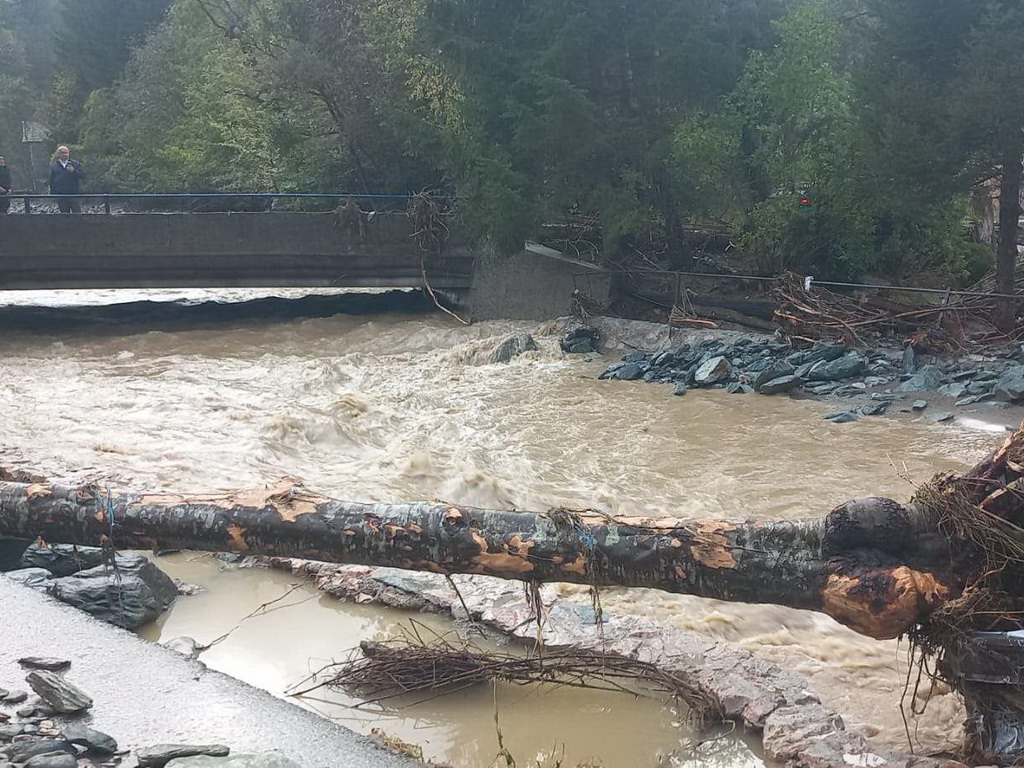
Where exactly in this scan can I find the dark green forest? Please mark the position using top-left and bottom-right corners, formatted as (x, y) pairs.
(1, 0), (1021, 295)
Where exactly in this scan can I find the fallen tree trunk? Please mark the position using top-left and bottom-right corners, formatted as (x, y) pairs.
(4, 422), (1024, 643)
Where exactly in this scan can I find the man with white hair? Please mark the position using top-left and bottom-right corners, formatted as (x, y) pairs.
(48, 145), (85, 213)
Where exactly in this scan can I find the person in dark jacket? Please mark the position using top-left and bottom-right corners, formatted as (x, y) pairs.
(48, 145), (85, 213)
(0, 155), (11, 214)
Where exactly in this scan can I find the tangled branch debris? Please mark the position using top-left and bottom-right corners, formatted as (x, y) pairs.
(288, 622), (716, 720)
(771, 272), (1021, 351)
(407, 192), (450, 255)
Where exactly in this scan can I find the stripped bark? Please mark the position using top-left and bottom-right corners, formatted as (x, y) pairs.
(1, 424), (1022, 642)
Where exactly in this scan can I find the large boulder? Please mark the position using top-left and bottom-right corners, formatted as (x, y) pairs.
(753, 361), (796, 390)
(489, 333), (539, 364)
(804, 353), (867, 383)
(693, 356), (733, 386)
(46, 554), (178, 629)
(0, 538), (32, 571)
(20, 543), (106, 577)
(898, 364), (944, 392)
(24, 671), (92, 714)
(3, 567), (53, 591)
(994, 366), (1024, 402)
(560, 326), (600, 354)
(758, 375), (803, 395)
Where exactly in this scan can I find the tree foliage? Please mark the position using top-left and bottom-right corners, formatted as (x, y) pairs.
(0, 0), (1019, 285)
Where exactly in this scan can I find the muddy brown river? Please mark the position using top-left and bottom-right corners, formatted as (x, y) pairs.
(0, 289), (1005, 766)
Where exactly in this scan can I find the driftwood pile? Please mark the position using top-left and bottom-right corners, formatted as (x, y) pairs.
(771, 273), (1016, 352)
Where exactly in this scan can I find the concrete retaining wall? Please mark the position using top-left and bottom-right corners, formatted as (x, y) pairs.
(467, 245), (612, 321)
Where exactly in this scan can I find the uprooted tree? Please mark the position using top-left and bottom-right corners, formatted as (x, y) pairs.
(4, 423), (1024, 761)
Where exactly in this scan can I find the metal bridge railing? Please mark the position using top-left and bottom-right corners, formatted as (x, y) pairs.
(2, 192), (441, 215)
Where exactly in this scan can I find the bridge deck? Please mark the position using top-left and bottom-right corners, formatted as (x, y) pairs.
(0, 212), (473, 291)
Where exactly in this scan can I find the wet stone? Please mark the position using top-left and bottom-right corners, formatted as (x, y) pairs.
(164, 755), (300, 768)
(0, 725), (22, 739)
(671, 384), (688, 396)
(16, 707), (37, 718)
(858, 402), (889, 417)
(3, 691), (27, 705)
(23, 754), (78, 768)
(137, 744), (231, 768)
(929, 412), (956, 423)
(912, 400), (928, 411)
(898, 364), (943, 392)
(824, 411), (859, 424)
(611, 362), (643, 381)
(18, 658), (71, 672)
(61, 725), (117, 756)
(25, 671), (92, 714)
(758, 375), (802, 395)
(4, 740), (75, 763)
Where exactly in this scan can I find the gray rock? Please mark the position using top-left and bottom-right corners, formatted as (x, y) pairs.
(752, 361), (795, 390)
(806, 342), (846, 364)
(23, 754), (78, 768)
(16, 706), (36, 718)
(671, 384), (688, 396)
(898, 364), (944, 392)
(61, 724), (117, 755)
(757, 375), (802, 396)
(3, 740), (74, 763)
(166, 754), (300, 768)
(611, 362), (643, 381)
(725, 383), (754, 394)
(25, 671), (92, 714)
(693, 356), (732, 385)
(489, 333), (539, 364)
(3, 568), (52, 591)
(858, 402), (889, 416)
(560, 326), (599, 354)
(938, 382), (967, 398)
(902, 345), (917, 373)
(162, 636), (203, 659)
(18, 658), (70, 672)
(928, 412), (956, 423)
(966, 380), (995, 396)
(137, 745), (231, 768)
(956, 394), (992, 406)
(824, 411), (860, 424)
(0, 725), (22, 739)
(805, 353), (866, 382)
(0, 538), (32, 572)
(19, 544), (105, 578)
(912, 400), (928, 411)
(3, 691), (27, 704)
(47, 553), (178, 629)
(994, 365), (1024, 402)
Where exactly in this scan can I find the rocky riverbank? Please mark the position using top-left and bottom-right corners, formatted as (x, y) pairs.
(553, 317), (1024, 430)
(261, 558), (967, 768)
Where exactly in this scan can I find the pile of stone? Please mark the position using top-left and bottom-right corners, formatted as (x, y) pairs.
(571, 325), (1024, 424)
(0, 544), (178, 630)
(0, 657), (296, 768)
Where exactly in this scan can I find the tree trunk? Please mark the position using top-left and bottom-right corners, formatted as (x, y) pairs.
(994, 154), (1023, 333)
(4, 424), (1024, 643)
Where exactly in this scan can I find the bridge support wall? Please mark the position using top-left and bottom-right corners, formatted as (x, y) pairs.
(466, 247), (611, 321)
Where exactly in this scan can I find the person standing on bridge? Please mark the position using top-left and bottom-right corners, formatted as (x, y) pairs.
(0, 156), (12, 214)
(48, 146), (85, 213)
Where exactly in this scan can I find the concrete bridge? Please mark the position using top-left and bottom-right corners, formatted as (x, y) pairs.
(0, 194), (611, 320)
(0, 197), (472, 292)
